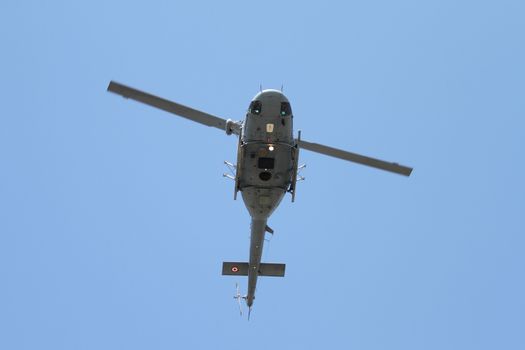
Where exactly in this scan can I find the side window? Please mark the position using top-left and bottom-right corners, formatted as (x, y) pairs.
(249, 100), (262, 115)
(280, 102), (292, 117)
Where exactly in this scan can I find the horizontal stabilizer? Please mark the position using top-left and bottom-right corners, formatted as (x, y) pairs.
(259, 263), (286, 277)
(222, 262), (286, 277)
(222, 262), (249, 276)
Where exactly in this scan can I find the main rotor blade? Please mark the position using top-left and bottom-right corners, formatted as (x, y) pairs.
(299, 139), (413, 176)
(107, 81), (227, 130)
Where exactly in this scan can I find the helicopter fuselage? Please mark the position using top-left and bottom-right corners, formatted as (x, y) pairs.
(236, 89), (295, 307)
(106, 80), (412, 317)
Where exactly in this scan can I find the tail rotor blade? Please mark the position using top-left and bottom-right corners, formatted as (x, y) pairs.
(234, 283), (243, 316)
(237, 299), (243, 316)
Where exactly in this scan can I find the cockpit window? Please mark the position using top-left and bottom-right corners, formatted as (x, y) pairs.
(249, 100), (262, 115)
(280, 102), (292, 117)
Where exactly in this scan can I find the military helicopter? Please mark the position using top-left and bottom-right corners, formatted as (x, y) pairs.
(107, 81), (412, 317)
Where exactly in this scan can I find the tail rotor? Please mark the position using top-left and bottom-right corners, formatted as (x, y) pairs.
(234, 283), (244, 316)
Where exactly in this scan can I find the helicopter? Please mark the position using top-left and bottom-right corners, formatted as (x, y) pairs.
(107, 81), (412, 317)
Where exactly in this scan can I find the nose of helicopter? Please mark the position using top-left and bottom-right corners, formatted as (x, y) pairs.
(248, 89), (292, 118)
(252, 89), (289, 103)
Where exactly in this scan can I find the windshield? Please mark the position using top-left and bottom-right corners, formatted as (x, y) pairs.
(280, 102), (292, 117)
(249, 100), (262, 115)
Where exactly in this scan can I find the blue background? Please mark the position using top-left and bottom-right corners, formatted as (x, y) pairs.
(1, 1), (524, 349)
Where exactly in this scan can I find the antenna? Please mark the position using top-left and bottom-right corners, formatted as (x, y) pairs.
(281, 84), (284, 92)
(259, 83), (262, 92)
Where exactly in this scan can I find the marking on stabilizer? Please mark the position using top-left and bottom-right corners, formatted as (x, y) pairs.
(231, 266), (239, 273)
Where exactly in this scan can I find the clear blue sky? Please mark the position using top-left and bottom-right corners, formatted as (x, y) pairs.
(1, 1), (524, 349)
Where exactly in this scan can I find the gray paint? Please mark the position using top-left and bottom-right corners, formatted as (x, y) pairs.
(107, 81), (413, 315)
